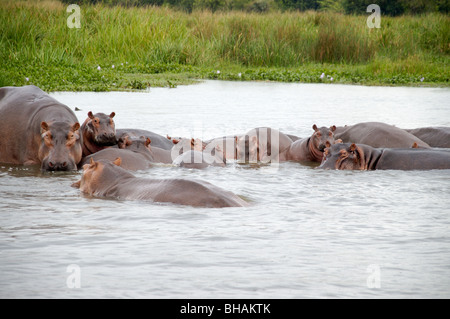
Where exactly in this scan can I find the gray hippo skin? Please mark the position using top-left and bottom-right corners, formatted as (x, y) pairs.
(73, 158), (249, 208)
(173, 150), (226, 169)
(405, 127), (450, 148)
(319, 142), (450, 170)
(335, 122), (430, 148)
(0, 85), (82, 171)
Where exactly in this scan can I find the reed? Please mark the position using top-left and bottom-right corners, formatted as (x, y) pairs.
(0, 0), (448, 90)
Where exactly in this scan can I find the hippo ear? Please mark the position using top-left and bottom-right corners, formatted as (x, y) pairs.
(145, 138), (151, 147)
(113, 157), (122, 166)
(412, 142), (419, 148)
(109, 112), (115, 119)
(172, 138), (180, 144)
(126, 138), (133, 147)
(312, 124), (318, 132)
(89, 157), (95, 165)
(325, 141), (331, 148)
(330, 125), (336, 132)
(190, 138), (195, 147)
(71, 123), (80, 132)
(88, 111), (95, 119)
(166, 135), (171, 140)
(349, 143), (357, 152)
(71, 180), (81, 189)
(41, 121), (49, 133)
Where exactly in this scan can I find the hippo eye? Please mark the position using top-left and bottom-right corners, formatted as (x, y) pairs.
(328, 132), (333, 137)
(316, 132), (322, 137)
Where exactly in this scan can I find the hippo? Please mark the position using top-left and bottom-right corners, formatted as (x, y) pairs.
(0, 85), (82, 171)
(405, 127), (450, 148)
(79, 147), (152, 171)
(235, 127), (293, 163)
(279, 124), (337, 163)
(80, 111), (117, 157)
(172, 150), (226, 169)
(72, 158), (249, 208)
(318, 142), (450, 170)
(118, 136), (172, 164)
(116, 128), (174, 150)
(203, 136), (239, 161)
(335, 122), (430, 148)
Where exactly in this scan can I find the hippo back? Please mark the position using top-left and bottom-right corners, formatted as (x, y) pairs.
(405, 127), (450, 148)
(335, 122), (430, 148)
(377, 148), (450, 170)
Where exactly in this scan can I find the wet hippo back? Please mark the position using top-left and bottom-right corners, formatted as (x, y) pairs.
(74, 159), (248, 208)
(0, 85), (82, 171)
(80, 148), (152, 171)
(377, 148), (450, 170)
(335, 122), (430, 148)
(172, 150), (226, 169)
(405, 127), (450, 148)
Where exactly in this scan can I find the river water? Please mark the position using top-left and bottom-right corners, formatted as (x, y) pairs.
(1, 81), (449, 298)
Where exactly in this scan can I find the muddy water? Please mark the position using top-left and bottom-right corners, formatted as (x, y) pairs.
(1, 81), (449, 298)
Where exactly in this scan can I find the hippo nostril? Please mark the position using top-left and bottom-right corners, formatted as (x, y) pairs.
(48, 161), (54, 167)
(62, 162), (68, 167)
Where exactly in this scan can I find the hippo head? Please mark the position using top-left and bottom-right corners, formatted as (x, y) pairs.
(85, 111), (117, 146)
(39, 121), (82, 171)
(171, 138), (205, 159)
(319, 143), (366, 170)
(310, 124), (337, 152)
(118, 135), (151, 152)
(72, 157), (124, 194)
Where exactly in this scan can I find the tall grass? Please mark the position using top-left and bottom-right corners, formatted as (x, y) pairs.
(0, 0), (448, 90)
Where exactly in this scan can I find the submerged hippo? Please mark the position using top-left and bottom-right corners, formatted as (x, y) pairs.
(118, 136), (172, 164)
(335, 122), (430, 148)
(80, 111), (117, 157)
(72, 158), (249, 208)
(79, 147), (152, 171)
(116, 128), (174, 150)
(235, 127), (293, 163)
(319, 142), (450, 170)
(279, 124), (337, 163)
(0, 85), (82, 171)
(405, 127), (450, 148)
(172, 150), (226, 169)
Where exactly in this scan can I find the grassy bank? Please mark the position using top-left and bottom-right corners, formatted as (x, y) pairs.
(0, 0), (448, 91)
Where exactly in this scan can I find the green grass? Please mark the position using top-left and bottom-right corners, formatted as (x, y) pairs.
(0, 0), (448, 91)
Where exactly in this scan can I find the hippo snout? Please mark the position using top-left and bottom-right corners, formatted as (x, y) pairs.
(318, 144), (326, 151)
(95, 133), (117, 146)
(42, 159), (76, 172)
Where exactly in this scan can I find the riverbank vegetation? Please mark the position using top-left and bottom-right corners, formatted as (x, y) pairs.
(0, 0), (448, 91)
